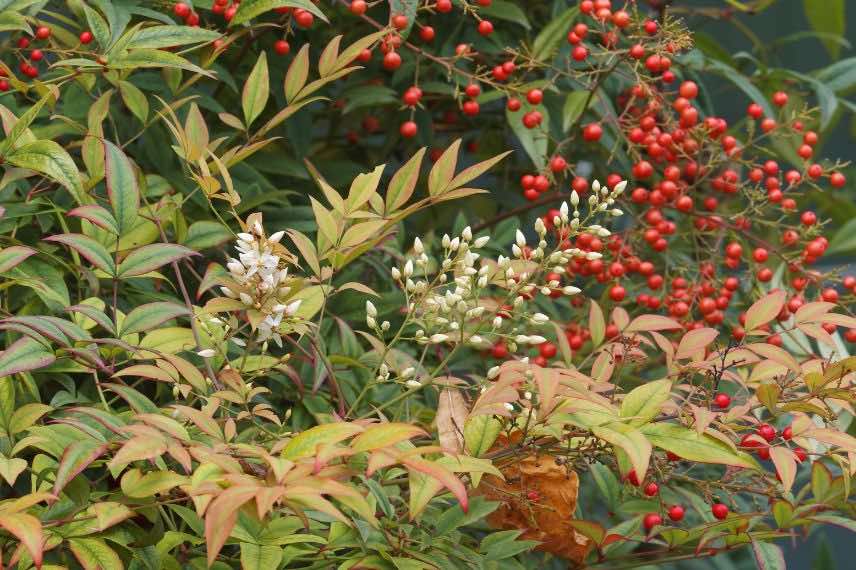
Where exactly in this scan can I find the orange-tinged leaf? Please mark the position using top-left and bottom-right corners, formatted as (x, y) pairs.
(676, 328), (719, 360)
(592, 424), (651, 480)
(53, 441), (108, 497)
(794, 301), (835, 324)
(770, 447), (796, 493)
(427, 139), (460, 196)
(401, 456), (468, 514)
(282, 423), (363, 460)
(435, 390), (467, 454)
(745, 290), (786, 333)
(109, 435), (167, 468)
(205, 486), (258, 567)
(798, 428), (856, 454)
(352, 423), (426, 452)
(746, 343), (801, 374)
(625, 314), (682, 333)
(68, 537), (123, 570)
(0, 512), (43, 568)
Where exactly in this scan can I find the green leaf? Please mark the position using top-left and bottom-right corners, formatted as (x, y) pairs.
(69, 538), (123, 570)
(464, 415), (502, 457)
(121, 302), (189, 336)
(285, 43), (310, 103)
(6, 140), (84, 203)
(752, 540), (786, 570)
(447, 150), (512, 191)
(531, 6), (579, 61)
(0, 246), (36, 273)
(815, 57), (856, 95)
(230, 0), (329, 27)
(592, 423), (651, 480)
(43, 234), (115, 275)
(53, 440), (108, 496)
(241, 543), (283, 570)
(478, 0), (531, 30)
(243, 51), (270, 127)
(828, 218), (856, 255)
(129, 25), (220, 49)
(0, 11), (31, 34)
(118, 80), (149, 123)
(342, 85), (398, 114)
(109, 49), (214, 77)
(803, 0), (845, 59)
(620, 379), (672, 426)
(700, 59), (775, 117)
(0, 336), (54, 378)
(181, 220), (232, 250)
(104, 141), (140, 236)
(82, 3), (111, 50)
(507, 102), (549, 169)
(563, 91), (590, 132)
(389, 0), (418, 40)
(117, 243), (196, 278)
(0, 91), (51, 156)
(810, 514), (856, 533)
(641, 423), (761, 470)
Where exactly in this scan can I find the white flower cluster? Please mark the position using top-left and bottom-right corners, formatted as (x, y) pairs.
(220, 221), (301, 348)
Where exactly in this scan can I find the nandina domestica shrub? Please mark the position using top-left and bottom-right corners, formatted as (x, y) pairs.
(0, 1), (854, 569)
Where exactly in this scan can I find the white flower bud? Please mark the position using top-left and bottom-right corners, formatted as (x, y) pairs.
(592, 180), (601, 193)
(367, 316), (377, 328)
(381, 320), (390, 331)
(391, 267), (401, 280)
(474, 236), (490, 248)
(285, 300), (302, 315)
(563, 286), (581, 295)
(492, 316), (503, 329)
(239, 292), (254, 306)
(512, 244), (522, 258)
(221, 287), (237, 298)
(586, 252), (602, 260)
(365, 300), (377, 317)
(504, 402), (515, 412)
(515, 229), (526, 247)
(414, 237), (424, 254)
(401, 367), (415, 378)
(442, 234), (451, 248)
(404, 260), (414, 277)
(614, 180), (627, 194)
(197, 349), (216, 357)
(405, 379), (422, 388)
(462, 226), (472, 241)
(611, 208), (624, 216)
(430, 333), (449, 343)
(487, 365), (500, 379)
(469, 335), (483, 345)
(268, 230), (285, 243)
(449, 237), (460, 251)
(534, 217), (546, 236)
(524, 391), (532, 400)
(528, 335), (547, 345)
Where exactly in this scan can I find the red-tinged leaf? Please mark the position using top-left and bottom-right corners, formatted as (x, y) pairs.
(104, 140), (139, 236)
(809, 514), (856, 533)
(172, 405), (224, 439)
(427, 139), (461, 196)
(121, 302), (189, 336)
(385, 147), (425, 212)
(752, 540), (786, 570)
(282, 423), (364, 460)
(117, 243), (197, 278)
(109, 435), (168, 468)
(0, 246), (36, 273)
(675, 327), (719, 360)
(67, 205), (120, 235)
(619, 379), (672, 426)
(352, 423), (427, 453)
(120, 468), (189, 498)
(769, 446), (796, 493)
(745, 290), (787, 333)
(794, 301), (836, 324)
(819, 312), (856, 329)
(797, 322), (837, 348)
(799, 428), (856, 453)
(624, 314), (682, 333)
(43, 233), (115, 275)
(66, 304), (116, 335)
(53, 440), (109, 496)
(746, 343), (801, 374)
(0, 336), (55, 378)
(589, 300), (605, 346)
(205, 486), (259, 567)
(0, 512), (43, 567)
(113, 364), (175, 382)
(92, 502), (134, 531)
(284, 43), (309, 103)
(401, 456), (468, 513)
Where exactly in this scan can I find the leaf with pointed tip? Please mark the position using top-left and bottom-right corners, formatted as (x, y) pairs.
(6, 140), (84, 202)
(447, 150), (512, 191)
(67, 205), (120, 235)
(0, 246), (36, 273)
(44, 234), (115, 275)
(121, 302), (189, 336)
(427, 139), (461, 196)
(752, 540), (785, 570)
(118, 243), (196, 278)
(230, 0), (328, 27)
(745, 290), (787, 333)
(104, 141), (139, 235)
(109, 48), (215, 77)
(351, 423), (426, 452)
(243, 51), (270, 127)
(0, 336), (55, 378)
(625, 314), (682, 333)
(205, 486), (259, 567)
(0, 512), (43, 567)
(53, 441), (109, 496)
(386, 147), (425, 212)
(68, 537), (122, 570)
(129, 25), (221, 49)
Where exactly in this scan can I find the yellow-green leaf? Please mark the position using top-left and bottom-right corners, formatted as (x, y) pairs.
(242, 51), (270, 127)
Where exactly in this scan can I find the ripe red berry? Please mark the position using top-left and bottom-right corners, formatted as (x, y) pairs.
(462, 100), (479, 116)
(539, 342), (557, 359)
(781, 426), (793, 440)
(550, 156), (567, 172)
(752, 248), (769, 262)
(643, 513), (662, 530)
(711, 503), (729, 519)
(173, 2), (191, 17)
(294, 8), (314, 28)
(79, 31), (94, 44)
(583, 123), (603, 142)
(801, 211), (817, 226)
(35, 26), (51, 40)
(0, 80), (9, 92)
(399, 120), (418, 138)
(273, 40), (290, 55)
(477, 20), (494, 36)
(757, 423), (776, 442)
(491, 341), (507, 359)
(644, 20), (658, 34)
(609, 284), (626, 302)
(679, 81), (698, 99)
(419, 26), (435, 41)
(830, 172), (846, 188)
(436, 0), (453, 12)
(526, 89), (543, 105)
(391, 14), (408, 29)
(772, 91), (788, 106)
(713, 393), (731, 409)
(350, 0), (367, 15)
(383, 51), (402, 70)
(667, 505), (685, 522)
(572, 45), (588, 61)
(29, 49), (43, 62)
(644, 482), (659, 497)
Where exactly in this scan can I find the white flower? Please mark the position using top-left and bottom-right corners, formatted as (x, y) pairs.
(366, 300), (377, 317)
(614, 180), (627, 194)
(563, 286), (581, 295)
(268, 230), (285, 243)
(285, 299), (302, 316)
(196, 349), (216, 357)
(528, 335), (547, 344)
(462, 226), (472, 241)
(401, 367), (415, 378)
(391, 267), (401, 280)
(442, 234), (451, 248)
(404, 260), (414, 277)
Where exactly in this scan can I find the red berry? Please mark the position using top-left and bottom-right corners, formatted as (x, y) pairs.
(782, 426), (793, 440)
(29, 49), (43, 62)
(668, 505), (685, 521)
(644, 482), (659, 497)
(711, 503), (729, 520)
(273, 40), (290, 55)
(392, 14), (408, 29)
(583, 123), (603, 142)
(491, 342), (508, 359)
(419, 26), (435, 41)
(383, 51), (402, 70)
(506, 98), (521, 112)
(772, 91), (788, 107)
(526, 89), (543, 105)
(679, 81), (698, 99)
(539, 342), (557, 359)
(477, 20), (494, 36)
(436, 0), (453, 12)
(0, 80), (9, 92)
(350, 0), (367, 15)
(713, 393), (731, 409)
(830, 172), (846, 188)
(399, 120), (418, 138)
(550, 156), (567, 172)
(572, 45), (588, 61)
(752, 248), (769, 262)
(757, 423), (776, 442)
(173, 2), (191, 17)
(643, 513), (662, 531)
(79, 31), (94, 44)
(627, 469), (641, 486)
(462, 100), (480, 116)
(294, 9), (314, 28)
(35, 26), (51, 40)
(609, 285), (626, 302)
